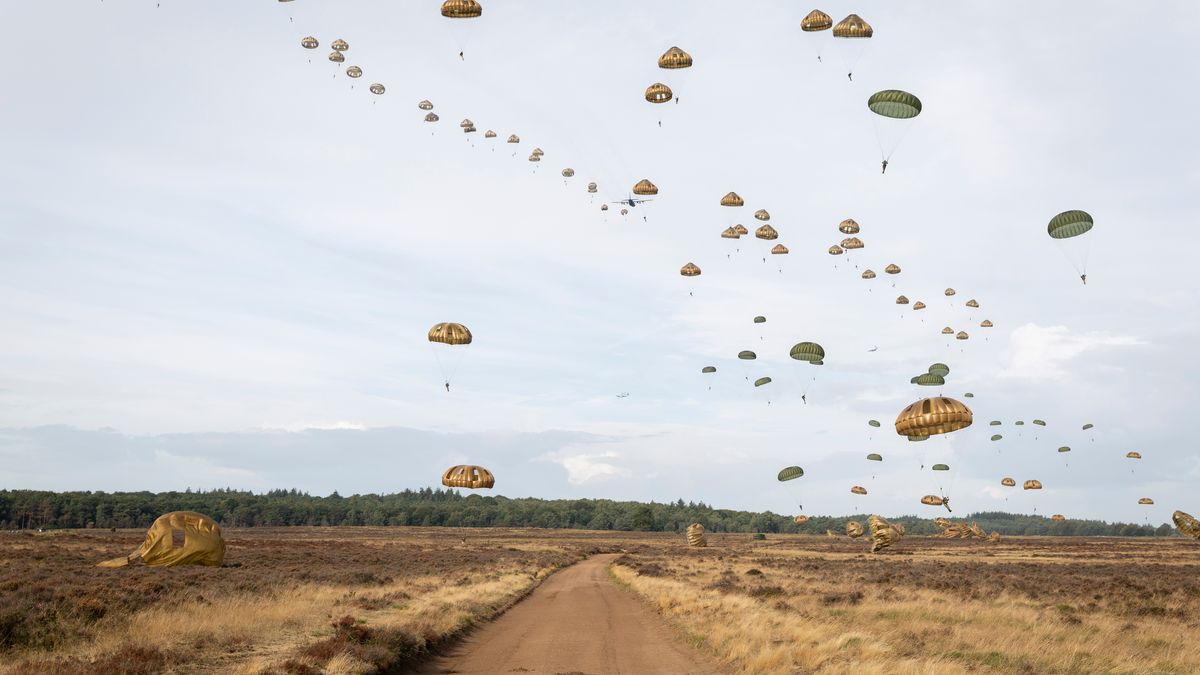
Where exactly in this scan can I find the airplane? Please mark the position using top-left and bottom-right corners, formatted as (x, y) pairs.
(616, 392), (630, 398)
(609, 195), (653, 208)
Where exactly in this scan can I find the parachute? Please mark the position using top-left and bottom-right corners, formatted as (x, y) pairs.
(428, 322), (472, 389)
(753, 316), (767, 324)
(633, 179), (658, 195)
(896, 295), (910, 305)
(1001, 477), (1016, 487)
(419, 100), (434, 111)
(754, 209), (770, 221)
(868, 89), (922, 163)
(485, 130), (497, 138)
(963, 392), (974, 398)
(908, 435), (929, 442)
(1173, 511), (1200, 539)
(701, 366), (717, 373)
(789, 342), (825, 363)
(847, 521), (865, 538)
(956, 331), (969, 340)
(869, 514), (904, 553)
(680, 262), (701, 277)
(841, 237), (864, 249)
(966, 299), (979, 308)
(1058, 446), (1071, 453)
(991, 434), (1002, 441)
(734, 224), (749, 235)
(944, 288), (956, 297)
(1047, 210), (1094, 283)
(931, 463), (950, 471)
(645, 82), (673, 104)
(755, 224), (778, 240)
(301, 36), (319, 49)
(562, 168), (575, 178)
(794, 515), (810, 525)
(980, 320), (994, 328)
(328, 51), (345, 63)
(1051, 514), (1066, 522)
(851, 486), (867, 495)
(97, 511), (225, 568)
(884, 264), (901, 275)
(424, 113), (440, 123)
(1032, 419), (1046, 426)
(912, 301), (927, 310)
(928, 363), (950, 377)
(941, 327), (954, 335)
(801, 9), (833, 31)
(720, 191), (744, 207)
(894, 397), (973, 437)
(586, 181), (597, 193)
(721, 227), (740, 239)
(911, 373), (944, 386)
(1138, 498), (1154, 505)
(838, 219), (860, 234)
(861, 269), (876, 279)
(369, 83), (385, 95)
(346, 66), (362, 78)
(686, 523), (707, 547)
(1015, 420), (1024, 425)
(989, 420), (1001, 426)
(831, 14), (873, 80)
(828, 245), (844, 255)
(777, 466), (804, 481)
(441, 0), (482, 18)
(1023, 480), (1043, 490)
(658, 46), (692, 69)
(1126, 451), (1141, 459)
(771, 244), (789, 255)
(921, 495), (944, 507)
(1082, 423), (1094, 430)
(442, 465), (494, 489)
(868, 420), (881, 428)
(507, 134), (520, 143)
(738, 350), (757, 360)
(866, 453), (882, 461)
(754, 376), (772, 387)
(331, 39), (349, 52)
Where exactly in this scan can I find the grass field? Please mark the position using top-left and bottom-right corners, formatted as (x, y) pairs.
(3, 527), (1198, 674)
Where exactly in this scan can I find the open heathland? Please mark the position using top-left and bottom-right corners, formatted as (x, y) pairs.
(612, 533), (1200, 674)
(4, 527), (1200, 674)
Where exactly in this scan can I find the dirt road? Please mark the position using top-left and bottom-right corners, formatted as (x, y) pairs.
(418, 553), (720, 674)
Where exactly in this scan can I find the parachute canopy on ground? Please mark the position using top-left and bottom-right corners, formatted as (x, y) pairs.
(645, 82), (673, 103)
(441, 0), (483, 18)
(868, 90), (922, 119)
(658, 46), (693, 69)
(97, 511), (225, 568)
(429, 322), (472, 345)
(895, 397), (973, 437)
(633, 179), (658, 195)
(847, 521), (864, 537)
(869, 514), (903, 553)
(442, 465), (494, 489)
(801, 9), (833, 31)
(789, 342), (825, 363)
(777, 466), (804, 482)
(720, 191), (744, 207)
(1024, 480), (1043, 490)
(686, 523), (707, 547)
(680, 262), (701, 277)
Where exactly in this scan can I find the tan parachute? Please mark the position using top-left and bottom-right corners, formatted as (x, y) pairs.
(754, 209), (770, 221)
(658, 46), (693, 69)
(755, 224), (778, 240)
(850, 485), (867, 495)
(846, 521), (864, 538)
(771, 244), (789, 254)
(895, 397), (973, 437)
(1023, 479), (1043, 490)
(687, 523), (708, 547)
(633, 179), (659, 195)
(441, 465), (495, 489)
(801, 9), (833, 31)
(680, 262), (702, 276)
(794, 515), (810, 525)
(645, 83), (673, 103)
(720, 191), (744, 207)
(838, 218), (860, 234)
(868, 514), (904, 553)
(1173, 511), (1200, 539)
(97, 512), (225, 568)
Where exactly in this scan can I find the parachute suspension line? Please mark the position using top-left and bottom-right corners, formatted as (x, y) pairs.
(428, 342), (470, 390)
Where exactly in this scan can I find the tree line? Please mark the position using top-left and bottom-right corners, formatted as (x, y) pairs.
(0, 489), (1174, 537)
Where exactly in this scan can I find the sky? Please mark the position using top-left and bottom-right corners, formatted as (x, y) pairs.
(1, 1), (1198, 523)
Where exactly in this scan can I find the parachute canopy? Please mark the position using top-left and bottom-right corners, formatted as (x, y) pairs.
(441, 0), (483, 19)
(777, 466), (804, 482)
(97, 511), (225, 568)
(868, 419), (881, 427)
(1001, 477), (1016, 487)
(738, 350), (757, 360)
(442, 465), (494, 489)
(1126, 451), (1142, 459)
(928, 363), (950, 377)
(331, 39), (349, 52)
(991, 434), (1002, 441)
(645, 82), (673, 104)
(895, 397), (973, 437)
(912, 301), (927, 310)
(1047, 210), (1094, 240)
(755, 224), (778, 240)
(885, 264), (901, 274)
(866, 453), (883, 461)
(754, 209), (770, 221)
(720, 191), (744, 207)
(847, 520), (865, 537)
(869, 514), (904, 553)
(839, 218), (860, 234)
(680, 262), (701, 277)
(301, 36), (319, 49)
(833, 14), (873, 38)
(921, 495), (944, 506)
(754, 376), (772, 387)
(1138, 497), (1154, 505)
(1058, 446), (1071, 453)
(931, 463), (950, 471)
(702, 366), (717, 373)
(828, 245), (844, 255)
(771, 244), (789, 255)
(868, 90), (922, 119)
(1173, 511), (1200, 539)
(801, 9), (833, 31)
(753, 316), (767, 324)
(789, 342), (825, 363)
(429, 322), (472, 345)
(1023, 479), (1043, 490)
(861, 269), (876, 279)
(1082, 423), (1094, 430)
(911, 373), (944, 386)
(658, 46), (693, 69)
(633, 179), (659, 195)
(896, 295), (910, 305)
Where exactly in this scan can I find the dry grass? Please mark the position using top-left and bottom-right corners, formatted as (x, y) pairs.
(0, 527), (601, 674)
(611, 534), (1200, 674)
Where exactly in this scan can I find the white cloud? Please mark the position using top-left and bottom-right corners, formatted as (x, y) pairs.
(1004, 323), (1143, 380)
(543, 450), (628, 485)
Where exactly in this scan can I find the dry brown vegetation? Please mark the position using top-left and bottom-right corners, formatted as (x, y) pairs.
(0, 527), (616, 674)
(611, 533), (1200, 674)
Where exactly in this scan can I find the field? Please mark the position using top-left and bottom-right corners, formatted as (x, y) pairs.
(2, 527), (1199, 674)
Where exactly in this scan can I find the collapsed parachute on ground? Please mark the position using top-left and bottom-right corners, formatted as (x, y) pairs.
(895, 397), (973, 437)
(97, 511), (225, 568)
(868, 514), (903, 553)
(686, 523), (707, 547)
(441, 465), (494, 489)
(847, 521), (864, 538)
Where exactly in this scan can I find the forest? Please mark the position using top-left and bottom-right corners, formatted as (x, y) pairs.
(0, 489), (1173, 537)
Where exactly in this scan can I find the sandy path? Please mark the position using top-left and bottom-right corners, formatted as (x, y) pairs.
(418, 553), (720, 674)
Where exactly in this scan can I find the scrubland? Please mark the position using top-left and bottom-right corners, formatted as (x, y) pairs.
(612, 534), (1200, 674)
(0, 527), (603, 674)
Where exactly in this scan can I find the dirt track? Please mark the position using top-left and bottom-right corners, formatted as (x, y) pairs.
(418, 553), (720, 674)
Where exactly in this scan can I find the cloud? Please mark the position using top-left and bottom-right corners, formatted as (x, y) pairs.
(1003, 323), (1143, 380)
(550, 451), (629, 485)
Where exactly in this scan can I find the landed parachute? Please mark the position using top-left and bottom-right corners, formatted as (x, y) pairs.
(686, 523), (707, 547)
(1173, 511), (1200, 539)
(847, 521), (865, 538)
(442, 465), (494, 489)
(868, 514), (904, 553)
(97, 511), (225, 568)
